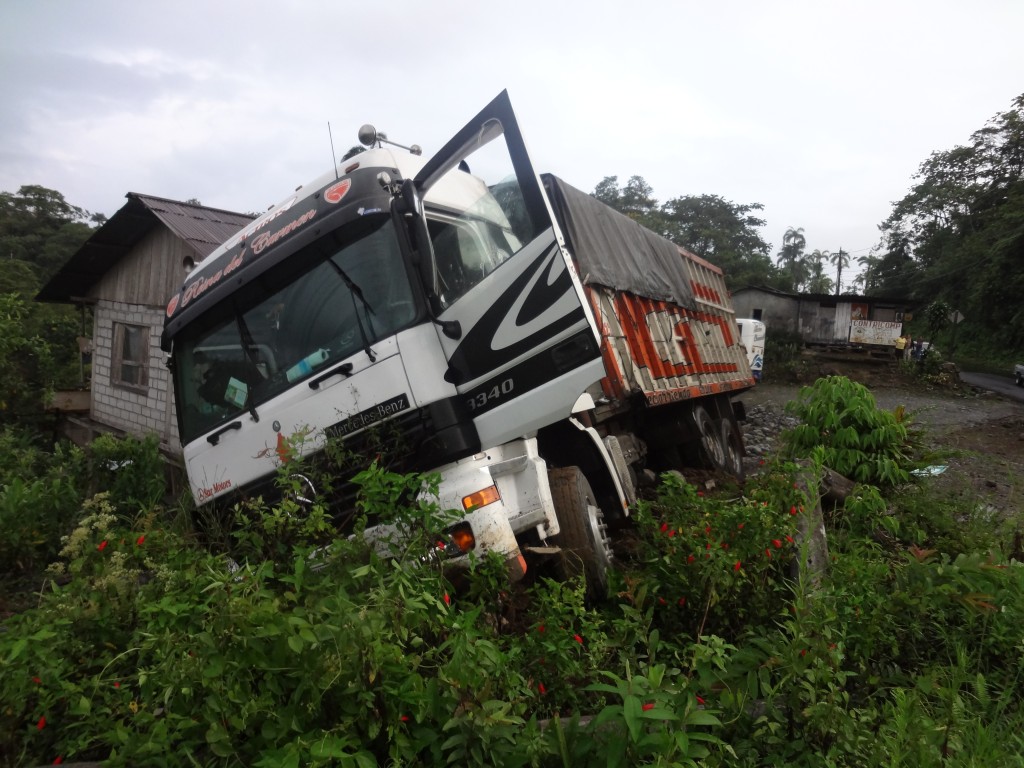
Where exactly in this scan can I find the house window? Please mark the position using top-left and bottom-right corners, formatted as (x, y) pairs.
(753, 308), (763, 321)
(112, 323), (149, 390)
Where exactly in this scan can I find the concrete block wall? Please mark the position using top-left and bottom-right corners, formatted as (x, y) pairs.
(91, 301), (180, 453)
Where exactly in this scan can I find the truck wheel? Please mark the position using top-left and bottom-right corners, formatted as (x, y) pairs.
(549, 466), (612, 600)
(693, 405), (727, 471)
(719, 419), (746, 483)
(1017, 373), (1023, 387)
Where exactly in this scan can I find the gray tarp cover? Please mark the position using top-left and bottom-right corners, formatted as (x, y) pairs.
(542, 174), (697, 311)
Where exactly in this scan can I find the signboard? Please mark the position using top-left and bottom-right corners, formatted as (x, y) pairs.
(849, 319), (902, 346)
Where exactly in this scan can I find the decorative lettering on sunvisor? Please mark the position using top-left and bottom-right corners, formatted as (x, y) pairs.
(165, 206), (317, 318)
(325, 394), (410, 439)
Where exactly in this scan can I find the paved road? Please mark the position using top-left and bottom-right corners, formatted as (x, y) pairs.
(959, 371), (1024, 402)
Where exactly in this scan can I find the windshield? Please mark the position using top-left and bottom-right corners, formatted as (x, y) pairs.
(174, 216), (416, 443)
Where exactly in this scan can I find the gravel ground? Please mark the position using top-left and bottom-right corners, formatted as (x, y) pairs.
(736, 375), (1024, 520)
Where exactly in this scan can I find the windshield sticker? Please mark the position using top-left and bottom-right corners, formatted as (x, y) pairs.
(326, 394), (410, 438)
(223, 377), (248, 408)
(324, 178), (352, 204)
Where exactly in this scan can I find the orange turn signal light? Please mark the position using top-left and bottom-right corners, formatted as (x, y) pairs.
(449, 524), (475, 553)
(462, 485), (500, 512)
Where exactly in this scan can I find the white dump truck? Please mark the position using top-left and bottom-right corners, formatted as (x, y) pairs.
(162, 91), (755, 592)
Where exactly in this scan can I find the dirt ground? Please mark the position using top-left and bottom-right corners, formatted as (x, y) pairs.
(744, 352), (1024, 520)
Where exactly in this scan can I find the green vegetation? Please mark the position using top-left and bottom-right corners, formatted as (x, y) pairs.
(3, 376), (1024, 767)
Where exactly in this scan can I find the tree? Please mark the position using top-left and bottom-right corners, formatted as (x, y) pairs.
(828, 248), (851, 294)
(776, 226), (808, 291)
(850, 253), (882, 294)
(803, 250), (834, 293)
(591, 178), (783, 290)
(659, 194), (783, 289)
(878, 93), (1024, 347)
(592, 175), (663, 232)
(0, 185), (98, 395)
(0, 185), (95, 282)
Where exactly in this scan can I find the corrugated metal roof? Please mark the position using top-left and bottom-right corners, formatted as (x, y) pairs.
(36, 193), (254, 304)
(132, 193), (253, 259)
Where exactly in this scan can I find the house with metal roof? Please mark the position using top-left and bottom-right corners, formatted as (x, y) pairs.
(730, 285), (917, 347)
(36, 193), (254, 454)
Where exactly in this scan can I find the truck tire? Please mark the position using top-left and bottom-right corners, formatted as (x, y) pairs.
(719, 418), (746, 483)
(549, 466), (612, 600)
(1016, 372), (1023, 387)
(693, 404), (727, 472)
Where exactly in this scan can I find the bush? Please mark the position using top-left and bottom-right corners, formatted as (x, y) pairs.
(3, 441), (1024, 765)
(782, 375), (915, 485)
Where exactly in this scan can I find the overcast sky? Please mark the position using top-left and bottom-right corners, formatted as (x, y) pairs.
(2, 1), (1022, 279)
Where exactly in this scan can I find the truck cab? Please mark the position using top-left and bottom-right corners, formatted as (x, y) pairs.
(163, 92), (605, 578)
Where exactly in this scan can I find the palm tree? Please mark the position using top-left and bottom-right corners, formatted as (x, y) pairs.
(805, 250), (834, 293)
(855, 254), (881, 294)
(776, 226), (806, 290)
(829, 248), (851, 294)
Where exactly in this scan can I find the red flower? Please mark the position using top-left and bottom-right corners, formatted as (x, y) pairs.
(538, 682), (546, 694)
(697, 491), (704, 497)
(687, 554), (695, 563)
(668, 529), (676, 538)
(32, 676), (41, 685)
(705, 542), (711, 550)
(114, 681), (121, 689)
(136, 535), (145, 546)
(772, 539), (782, 548)
(737, 523), (744, 530)
(789, 506), (798, 516)
(642, 702), (655, 711)
(443, 593), (451, 606)
(786, 535), (795, 543)
(573, 634), (584, 645)
(660, 522), (668, 532)
(53, 758), (63, 765)
(720, 542), (729, 550)
(800, 649), (807, 657)
(759, 458), (766, 466)
(696, 695), (706, 705)
(400, 714), (410, 722)
(37, 716), (46, 730)
(733, 560), (742, 572)
(765, 548), (772, 558)
(537, 624), (545, 633)
(677, 596), (687, 606)
(658, 597), (667, 605)
(704, 526), (711, 534)
(97, 540), (108, 552)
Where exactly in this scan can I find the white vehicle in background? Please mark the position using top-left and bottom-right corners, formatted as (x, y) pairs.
(736, 319), (765, 381)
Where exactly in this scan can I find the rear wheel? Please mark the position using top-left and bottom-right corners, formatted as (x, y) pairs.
(719, 418), (746, 483)
(693, 404), (727, 471)
(549, 467), (612, 600)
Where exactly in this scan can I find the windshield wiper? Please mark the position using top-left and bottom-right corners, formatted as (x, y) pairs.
(326, 261), (377, 362)
(233, 307), (262, 422)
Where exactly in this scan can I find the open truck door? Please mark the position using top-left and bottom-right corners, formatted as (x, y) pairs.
(409, 91), (604, 448)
